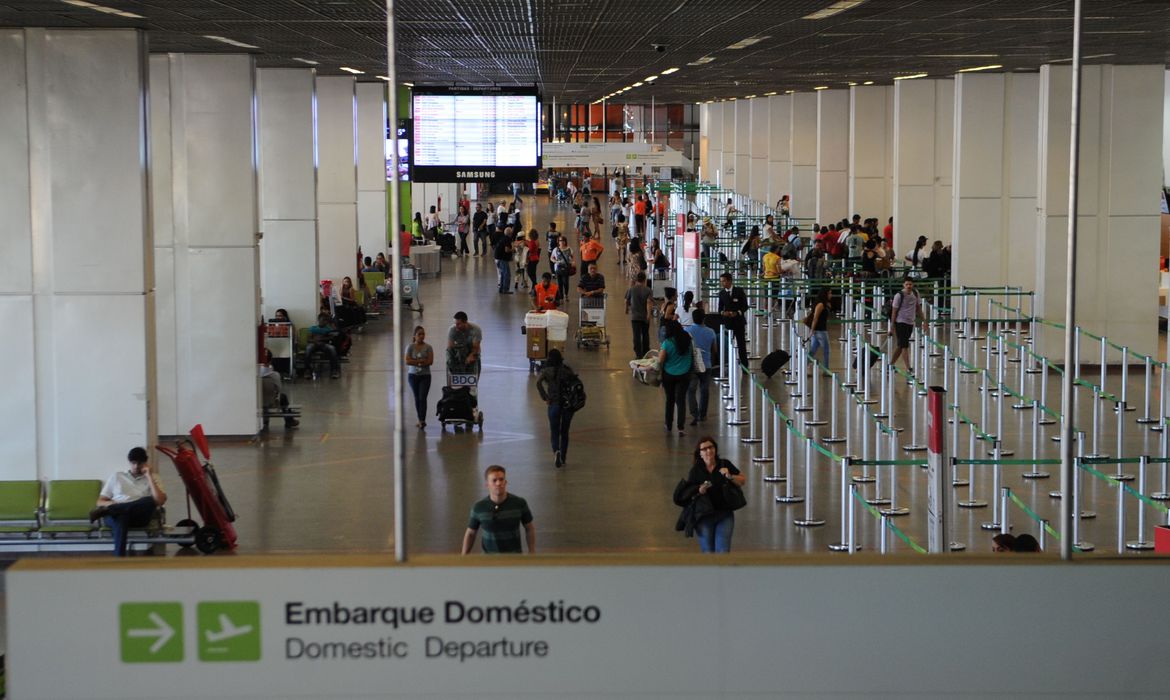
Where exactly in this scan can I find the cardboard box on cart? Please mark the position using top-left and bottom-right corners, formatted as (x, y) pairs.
(527, 327), (548, 359)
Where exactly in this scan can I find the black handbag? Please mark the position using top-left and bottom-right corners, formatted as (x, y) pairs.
(721, 480), (747, 511)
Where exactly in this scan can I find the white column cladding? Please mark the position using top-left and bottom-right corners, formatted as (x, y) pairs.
(733, 100), (751, 198)
(748, 98), (769, 204)
(790, 92), (818, 220)
(849, 85), (893, 222)
(951, 73), (1038, 290)
(0, 29), (153, 479)
(356, 82), (389, 259)
(317, 76), (358, 284)
(766, 94), (793, 210)
(1035, 65), (1163, 361)
(1164, 69), (1170, 188)
(698, 103), (709, 182)
(257, 68), (319, 329)
(892, 78), (953, 253)
(816, 89), (849, 222)
(722, 101), (737, 191)
(153, 53), (260, 436)
(707, 103), (723, 185)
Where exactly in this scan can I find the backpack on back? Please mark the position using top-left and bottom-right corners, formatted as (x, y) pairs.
(559, 367), (587, 413)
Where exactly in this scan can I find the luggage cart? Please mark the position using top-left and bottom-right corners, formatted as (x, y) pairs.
(400, 260), (423, 313)
(438, 354), (484, 430)
(155, 424), (238, 554)
(576, 293), (610, 349)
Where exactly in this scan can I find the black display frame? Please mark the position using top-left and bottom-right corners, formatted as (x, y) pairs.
(409, 85), (542, 183)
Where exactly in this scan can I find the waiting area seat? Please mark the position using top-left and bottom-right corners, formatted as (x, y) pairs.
(0, 479), (166, 547)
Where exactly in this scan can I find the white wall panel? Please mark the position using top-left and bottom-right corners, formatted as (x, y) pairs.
(51, 296), (149, 479)
(849, 86), (892, 221)
(357, 191), (389, 257)
(260, 221), (318, 327)
(0, 297), (36, 479)
(0, 31), (32, 294)
(356, 82), (388, 257)
(766, 95), (792, 207)
(153, 249), (178, 436)
(317, 76), (358, 281)
(180, 248), (260, 434)
(790, 93), (818, 219)
(319, 203), (358, 285)
(149, 55), (174, 249)
(817, 90), (849, 221)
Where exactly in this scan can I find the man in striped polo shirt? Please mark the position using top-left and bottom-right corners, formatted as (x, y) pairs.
(461, 465), (536, 555)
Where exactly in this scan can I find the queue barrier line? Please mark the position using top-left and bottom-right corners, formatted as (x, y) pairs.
(849, 459), (928, 467)
(850, 487), (928, 554)
(953, 458), (1062, 466)
(1033, 316), (1167, 369)
(1079, 462), (1170, 514)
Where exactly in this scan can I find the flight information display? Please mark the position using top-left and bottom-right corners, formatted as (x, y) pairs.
(410, 86), (541, 182)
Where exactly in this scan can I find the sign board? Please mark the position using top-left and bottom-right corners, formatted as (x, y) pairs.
(926, 386), (949, 553)
(9, 560), (1170, 698)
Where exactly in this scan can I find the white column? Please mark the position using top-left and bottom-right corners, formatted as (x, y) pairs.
(817, 89), (849, 222)
(707, 103), (723, 185)
(1163, 70), (1170, 188)
(153, 54), (260, 436)
(257, 68), (318, 329)
(0, 29), (153, 479)
(722, 101), (738, 191)
(1036, 65), (1163, 360)
(849, 85), (893, 222)
(749, 98), (769, 204)
(952, 73), (1038, 289)
(893, 78), (954, 253)
(356, 82), (388, 259)
(734, 100), (751, 198)
(699, 103), (710, 182)
(766, 94), (793, 211)
(317, 76), (358, 285)
(790, 92), (818, 220)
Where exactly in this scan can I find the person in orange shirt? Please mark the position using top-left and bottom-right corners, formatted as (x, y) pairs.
(533, 273), (559, 311)
(580, 233), (604, 267)
(633, 194), (648, 237)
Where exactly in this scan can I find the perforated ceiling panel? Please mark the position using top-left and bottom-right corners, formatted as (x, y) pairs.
(0, 0), (1167, 102)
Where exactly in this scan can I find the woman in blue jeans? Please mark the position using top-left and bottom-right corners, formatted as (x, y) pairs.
(536, 349), (575, 468)
(678, 437), (745, 553)
(404, 326), (434, 428)
(806, 288), (832, 370)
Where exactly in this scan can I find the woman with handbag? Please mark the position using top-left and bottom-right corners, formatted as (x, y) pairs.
(675, 436), (746, 553)
(551, 235), (575, 303)
(657, 319), (693, 435)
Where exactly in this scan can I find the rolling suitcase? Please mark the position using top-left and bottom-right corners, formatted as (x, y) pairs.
(760, 349), (791, 378)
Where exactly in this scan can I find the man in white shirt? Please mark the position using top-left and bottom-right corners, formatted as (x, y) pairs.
(91, 446), (168, 556)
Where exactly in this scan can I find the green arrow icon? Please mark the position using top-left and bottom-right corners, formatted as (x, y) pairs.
(198, 601), (261, 662)
(120, 603), (183, 663)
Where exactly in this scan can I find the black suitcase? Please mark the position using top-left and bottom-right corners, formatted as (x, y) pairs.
(437, 386), (476, 422)
(852, 348), (882, 370)
(761, 350), (790, 378)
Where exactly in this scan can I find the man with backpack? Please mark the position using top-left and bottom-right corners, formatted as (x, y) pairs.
(536, 348), (585, 468)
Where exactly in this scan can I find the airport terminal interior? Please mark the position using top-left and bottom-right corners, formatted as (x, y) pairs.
(4, 1), (1170, 689)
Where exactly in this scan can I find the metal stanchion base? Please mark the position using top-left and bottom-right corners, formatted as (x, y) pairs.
(792, 406), (813, 413)
(1151, 425), (1164, 432)
(1149, 491), (1170, 501)
(740, 438), (762, 444)
(860, 398), (879, 405)
(1075, 540), (1095, 551)
(1026, 368), (1043, 374)
(917, 389), (928, 397)
(793, 518), (826, 527)
(1125, 540), (1155, 550)
(960, 368), (979, 374)
(1114, 405), (1136, 413)
(1039, 418), (1056, 426)
(879, 506), (910, 517)
(822, 435), (846, 443)
(1021, 471), (1051, 479)
(1083, 453), (1108, 459)
(1136, 417), (1159, 424)
(979, 521), (1002, 530)
(950, 542), (967, 551)
(776, 495), (804, 504)
(866, 497), (891, 506)
(986, 449), (1015, 457)
(841, 382), (857, 389)
(749, 354), (761, 361)
(784, 379), (798, 386)
(827, 542), (859, 552)
(1012, 403), (1033, 410)
(762, 475), (786, 482)
(952, 479), (970, 487)
(958, 500), (988, 508)
(803, 418), (827, 426)
(903, 444), (927, 452)
(851, 475), (877, 483)
(1008, 358), (1021, 363)
(752, 455), (773, 463)
(726, 418), (749, 426)
(874, 411), (889, 419)
(930, 352), (942, 358)
(1111, 473), (1136, 481)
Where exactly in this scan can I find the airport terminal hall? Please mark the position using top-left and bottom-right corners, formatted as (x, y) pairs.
(3, 1), (1170, 698)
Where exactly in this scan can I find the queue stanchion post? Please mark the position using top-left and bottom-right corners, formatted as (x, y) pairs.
(865, 419), (888, 504)
(1112, 399), (1133, 481)
(1098, 335), (1107, 398)
(805, 362), (826, 426)
(793, 437), (826, 527)
(829, 456), (853, 551)
(1137, 356), (1158, 424)
(1013, 339), (1032, 409)
(958, 424), (988, 508)
(980, 442), (1004, 530)
(717, 325), (728, 387)
(991, 376), (1013, 456)
(970, 291), (983, 340)
(776, 422), (802, 503)
(848, 483), (859, 553)
(879, 514), (890, 553)
(999, 486), (1011, 535)
(753, 397), (774, 464)
(1073, 452), (1095, 551)
(1085, 387), (1106, 459)
(1022, 400), (1050, 479)
(749, 310), (761, 361)
(951, 399), (968, 488)
(1038, 359), (1055, 426)
(823, 372), (846, 443)
(1038, 518), (1049, 551)
(861, 342), (878, 406)
(853, 415), (876, 485)
(1126, 455), (1155, 550)
(875, 351), (891, 419)
(880, 430), (910, 517)
(843, 327), (857, 390)
(1118, 346), (1135, 413)
(957, 288), (969, 339)
(979, 370), (991, 439)
(762, 408), (785, 480)
(1153, 361), (1167, 433)
(903, 383), (927, 452)
(1153, 424), (1170, 501)
(742, 370), (761, 443)
(784, 320), (799, 386)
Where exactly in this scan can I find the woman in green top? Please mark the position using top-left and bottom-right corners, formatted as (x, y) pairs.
(412, 212), (424, 241)
(657, 320), (694, 435)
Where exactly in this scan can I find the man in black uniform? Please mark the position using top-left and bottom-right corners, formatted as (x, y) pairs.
(472, 203), (488, 256)
(718, 272), (750, 368)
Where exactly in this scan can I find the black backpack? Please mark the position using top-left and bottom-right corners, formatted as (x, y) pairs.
(559, 367), (586, 413)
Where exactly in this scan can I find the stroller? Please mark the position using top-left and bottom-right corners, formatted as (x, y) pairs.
(155, 424), (238, 554)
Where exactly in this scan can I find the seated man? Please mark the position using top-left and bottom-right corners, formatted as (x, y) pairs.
(90, 447), (167, 557)
(576, 262), (606, 298)
(305, 312), (341, 379)
(261, 350), (299, 430)
(532, 272), (559, 311)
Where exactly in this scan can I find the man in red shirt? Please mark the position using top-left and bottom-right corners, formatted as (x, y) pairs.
(580, 233), (604, 267)
(633, 195), (648, 237)
(883, 217), (894, 248)
(399, 223), (411, 258)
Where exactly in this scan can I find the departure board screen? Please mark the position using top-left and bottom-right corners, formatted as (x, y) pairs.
(410, 86), (541, 182)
